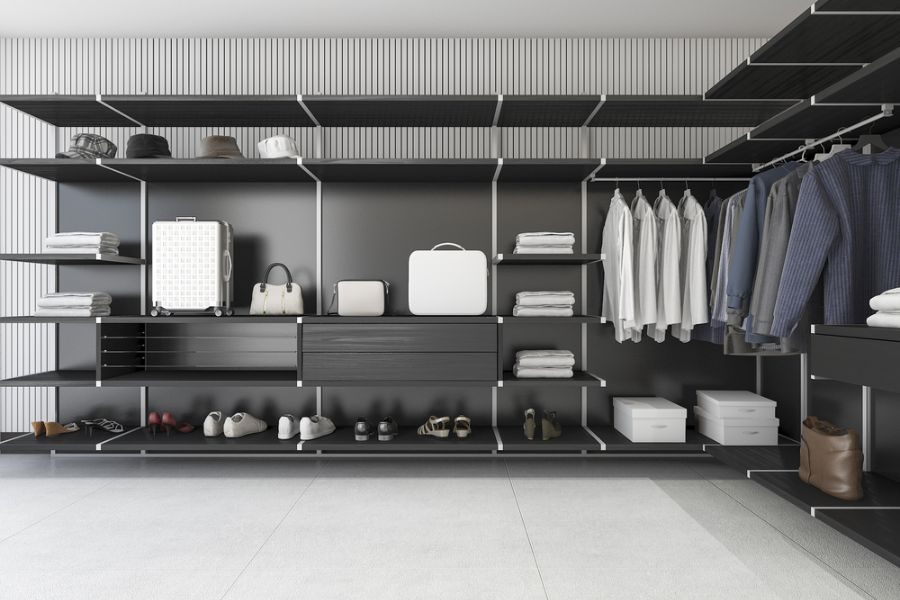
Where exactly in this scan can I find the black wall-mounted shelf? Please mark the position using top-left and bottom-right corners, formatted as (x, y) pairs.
(501, 372), (606, 387)
(0, 370), (96, 387)
(0, 430), (129, 454)
(493, 253), (604, 265)
(704, 63), (862, 101)
(815, 47), (900, 105)
(0, 159), (135, 182)
(0, 253), (144, 265)
(594, 426), (713, 452)
(102, 159), (316, 183)
(302, 159), (498, 182)
(704, 136), (808, 165)
(99, 370), (299, 388)
(0, 95), (136, 127)
(498, 159), (602, 182)
(103, 95), (316, 127)
(497, 426), (603, 453)
(589, 96), (795, 127)
(592, 159), (752, 179)
(749, 101), (899, 140)
(302, 95), (499, 127)
(300, 427), (499, 453)
(102, 428), (300, 453)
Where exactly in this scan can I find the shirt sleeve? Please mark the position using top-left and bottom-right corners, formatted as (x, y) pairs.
(750, 184), (792, 335)
(770, 172), (838, 337)
(726, 180), (761, 321)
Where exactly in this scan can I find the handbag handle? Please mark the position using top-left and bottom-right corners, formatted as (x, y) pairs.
(430, 242), (466, 251)
(260, 263), (293, 292)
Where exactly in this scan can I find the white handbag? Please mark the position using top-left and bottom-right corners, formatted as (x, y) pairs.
(408, 242), (488, 315)
(250, 263), (304, 315)
(329, 280), (389, 316)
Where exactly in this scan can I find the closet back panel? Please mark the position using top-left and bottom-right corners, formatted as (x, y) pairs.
(321, 183), (492, 315)
(760, 354), (803, 441)
(147, 183), (318, 313)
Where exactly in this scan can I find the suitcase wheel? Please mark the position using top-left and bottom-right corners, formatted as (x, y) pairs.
(214, 308), (233, 317)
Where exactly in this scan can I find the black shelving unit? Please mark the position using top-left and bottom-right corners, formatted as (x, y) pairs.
(0, 253), (144, 265)
(0, 316), (98, 324)
(497, 426), (604, 453)
(302, 95), (499, 127)
(103, 95), (316, 127)
(99, 370), (299, 387)
(501, 372), (606, 387)
(499, 316), (605, 324)
(497, 159), (603, 182)
(300, 427), (499, 453)
(704, 63), (862, 101)
(303, 159), (498, 182)
(103, 428), (300, 453)
(594, 426), (714, 452)
(749, 100), (900, 140)
(704, 136), (810, 165)
(592, 159), (752, 180)
(493, 253), (604, 265)
(0, 159), (135, 182)
(102, 159), (317, 183)
(496, 95), (604, 127)
(589, 96), (795, 127)
(0, 95), (135, 126)
(815, 47), (900, 104)
(0, 429), (134, 454)
(0, 370), (96, 387)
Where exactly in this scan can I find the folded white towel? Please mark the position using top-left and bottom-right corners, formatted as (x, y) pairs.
(516, 349), (575, 358)
(46, 232), (120, 247)
(516, 291), (575, 306)
(35, 307), (111, 317)
(38, 293), (112, 308)
(44, 246), (120, 255)
(513, 306), (574, 317)
(513, 365), (574, 379)
(867, 311), (900, 328)
(516, 232), (576, 246)
(513, 245), (574, 254)
(870, 288), (900, 312)
(516, 349), (575, 368)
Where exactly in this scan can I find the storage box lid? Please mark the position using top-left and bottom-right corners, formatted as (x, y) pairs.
(613, 397), (687, 419)
(694, 405), (780, 427)
(697, 390), (776, 407)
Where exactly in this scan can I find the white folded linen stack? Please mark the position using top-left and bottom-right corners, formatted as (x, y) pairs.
(513, 232), (575, 254)
(867, 287), (900, 328)
(513, 290), (575, 317)
(35, 293), (112, 317)
(44, 232), (120, 255)
(513, 349), (575, 378)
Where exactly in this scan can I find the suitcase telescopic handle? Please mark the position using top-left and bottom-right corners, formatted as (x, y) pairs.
(223, 250), (233, 282)
(430, 242), (466, 251)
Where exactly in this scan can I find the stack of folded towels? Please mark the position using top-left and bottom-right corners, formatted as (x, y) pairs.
(44, 232), (119, 255)
(867, 287), (900, 328)
(513, 350), (575, 379)
(35, 293), (112, 317)
(513, 290), (575, 317)
(513, 232), (575, 254)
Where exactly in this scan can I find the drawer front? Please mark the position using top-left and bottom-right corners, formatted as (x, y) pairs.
(697, 417), (779, 446)
(302, 352), (497, 381)
(811, 334), (900, 393)
(615, 412), (686, 443)
(303, 324), (497, 353)
(697, 401), (777, 420)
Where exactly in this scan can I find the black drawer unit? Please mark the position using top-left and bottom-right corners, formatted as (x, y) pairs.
(811, 325), (900, 393)
(302, 323), (497, 353)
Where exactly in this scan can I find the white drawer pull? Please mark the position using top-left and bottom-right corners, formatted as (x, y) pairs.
(651, 424), (668, 429)
(739, 408), (757, 413)
(743, 431), (760, 435)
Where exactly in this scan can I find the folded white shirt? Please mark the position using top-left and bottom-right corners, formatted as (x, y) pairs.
(513, 306), (574, 317)
(38, 293), (112, 308)
(870, 288), (900, 312)
(513, 365), (574, 379)
(515, 291), (575, 306)
(45, 232), (120, 247)
(44, 246), (120, 255)
(513, 245), (574, 254)
(516, 232), (576, 246)
(515, 349), (575, 368)
(35, 307), (111, 317)
(867, 311), (900, 328)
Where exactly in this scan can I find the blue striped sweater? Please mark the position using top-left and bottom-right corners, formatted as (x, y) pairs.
(770, 148), (900, 336)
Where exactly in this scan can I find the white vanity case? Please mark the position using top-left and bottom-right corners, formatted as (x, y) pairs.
(613, 397), (687, 443)
(694, 405), (780, 446)
(696, 390), (777, 420)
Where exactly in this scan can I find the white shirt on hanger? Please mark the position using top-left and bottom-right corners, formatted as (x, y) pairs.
(601, 190), (636, 343)
(672, 189), (709, 343)
(630, 190), (658, 342)
(651, 189), (681, 342)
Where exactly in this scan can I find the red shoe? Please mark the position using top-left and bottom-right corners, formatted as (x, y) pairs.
(161, 412), (177, 436)
(148, 412), (162, 436)
(176, 422), (195, 434)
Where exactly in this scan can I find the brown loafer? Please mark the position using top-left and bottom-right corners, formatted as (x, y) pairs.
(31, 421), (45, 438)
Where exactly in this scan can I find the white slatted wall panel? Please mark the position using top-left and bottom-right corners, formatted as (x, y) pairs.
(0, 36), (764, 431)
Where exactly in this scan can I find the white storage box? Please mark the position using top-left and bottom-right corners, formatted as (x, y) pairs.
(696, 390), (777, 420)
(613, 397), (687, 443)
(408, 243), (488, 315)
(694, 405), (779, 446)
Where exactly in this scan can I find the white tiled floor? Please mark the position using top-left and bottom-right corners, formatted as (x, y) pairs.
(0, 456), (898, 600)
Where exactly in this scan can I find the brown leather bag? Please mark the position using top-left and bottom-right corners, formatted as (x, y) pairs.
(799, 416), (863, 501)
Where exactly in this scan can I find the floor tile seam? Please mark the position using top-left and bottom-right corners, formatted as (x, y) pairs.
(706, 478), (877, 600)
(0, 479), (116, 547)
(504, 459), (551, 600)
(216, 463), (324, 600)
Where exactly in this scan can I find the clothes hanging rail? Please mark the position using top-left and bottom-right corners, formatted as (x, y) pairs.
(753, 103), (894, 172)
(590, 177), (750, 182)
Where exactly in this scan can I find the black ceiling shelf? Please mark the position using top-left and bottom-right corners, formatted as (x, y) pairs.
(0, 159), (136, 182)
(704, 136), (813, 165)
(594, 426), (714, 452)
(102, 428), (301, 453)
(501, 371), (606, 387)
(0, 253), (144, 265)
(493, 253), (603, 265)
(589, 96), (795, 127)
(749, 100), (900, 140)
(591, 159), (753, 179)
(300, 426), (498, 453)
(0, 370), (96, 387)
(102, 159), (316, 183)
(704, 63), (862, 100)
(815, 47), (900, 105)
(103, 95), (316, 127)
(98, 370), (298, 387)
(0, 95), (136, 127)
(497, 426), (603, 453)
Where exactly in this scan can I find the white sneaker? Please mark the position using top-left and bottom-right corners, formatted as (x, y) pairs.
(224, 412), (268, 438)
(203, 411), (224, 437)
(300, 415), (336, 440)
(278, 414), (301, 440)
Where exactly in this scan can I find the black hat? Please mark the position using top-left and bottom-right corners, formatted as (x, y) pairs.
(56, 133), (117, 159)
(126, 134), (172, 159)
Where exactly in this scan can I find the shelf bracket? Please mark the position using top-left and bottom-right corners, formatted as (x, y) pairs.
(296, 158), (320, 182)
(95, 94), (144, 127)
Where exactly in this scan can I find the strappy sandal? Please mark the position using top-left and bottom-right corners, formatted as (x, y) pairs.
(417, 415), (450, 438)
(81, 418), (125, 437)
(453, 415), (472, 439)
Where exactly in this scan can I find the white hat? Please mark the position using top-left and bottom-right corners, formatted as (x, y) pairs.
(257, 135), (300, 159)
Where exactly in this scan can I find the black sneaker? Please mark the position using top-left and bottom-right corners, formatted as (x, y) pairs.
(377, 417), (398, 441)
(354, 418), (372, 441)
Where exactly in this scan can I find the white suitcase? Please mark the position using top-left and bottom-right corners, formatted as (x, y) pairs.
(151, 217), (234, 316)
(408, 243), (488, 315)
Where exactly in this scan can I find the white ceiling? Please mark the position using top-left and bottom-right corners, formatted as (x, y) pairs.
(0, 0), (813, 38)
